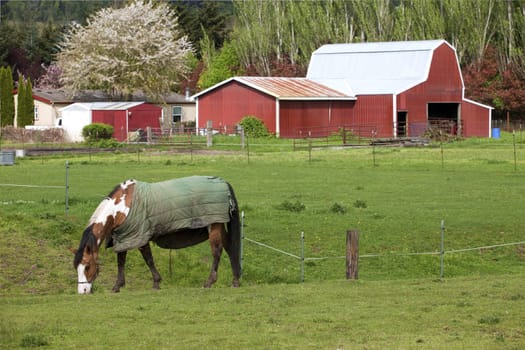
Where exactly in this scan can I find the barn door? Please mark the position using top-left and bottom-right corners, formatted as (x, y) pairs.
(397, 111), (407, 137)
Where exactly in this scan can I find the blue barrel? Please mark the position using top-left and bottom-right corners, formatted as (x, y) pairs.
(492, 128), (500, 139)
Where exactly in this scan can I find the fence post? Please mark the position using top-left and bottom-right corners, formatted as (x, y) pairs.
(346, 229), (359, 280)
(246, 135), (250, 164)
(65, 161), (69, 216)
(206, 120), (213, 147)
(440, 220), (445, 279)
(300, 231), (305, 283)
(513, 130), (517, 171)
(308, 131), (312, 162)
(241, 211), (245, 275)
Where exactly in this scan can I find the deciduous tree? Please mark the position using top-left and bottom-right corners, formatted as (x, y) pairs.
(56, 0), (193, 100)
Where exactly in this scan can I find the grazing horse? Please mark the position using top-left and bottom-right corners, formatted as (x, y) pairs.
(73, 176), (241, 294)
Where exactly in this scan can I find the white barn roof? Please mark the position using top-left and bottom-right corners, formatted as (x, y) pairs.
(60, 101), (144, 112)
(307, 39), (451, 95)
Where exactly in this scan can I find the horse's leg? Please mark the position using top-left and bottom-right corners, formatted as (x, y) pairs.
(112, 251), (127, 293)
(204, 224), (223, 288)
(139, 243), (162, 290)
(222, 228), (241, 288)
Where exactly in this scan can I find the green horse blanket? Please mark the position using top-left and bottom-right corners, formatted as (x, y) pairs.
(111, 176), (232, 252)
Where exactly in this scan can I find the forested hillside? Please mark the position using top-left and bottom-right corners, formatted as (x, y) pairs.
(0, 0), (523, 120)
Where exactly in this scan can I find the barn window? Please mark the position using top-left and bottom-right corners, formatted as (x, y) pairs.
(172, 106), (182, 123)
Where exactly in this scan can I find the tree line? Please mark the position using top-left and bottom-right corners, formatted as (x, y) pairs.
(0, 0), (523, 127)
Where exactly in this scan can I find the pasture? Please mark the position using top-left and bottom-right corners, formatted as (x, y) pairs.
(1, 135), (524, 348)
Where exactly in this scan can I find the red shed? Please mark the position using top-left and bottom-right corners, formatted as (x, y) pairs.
(91, 102), (162, 141)
(194, 40), (492, 138)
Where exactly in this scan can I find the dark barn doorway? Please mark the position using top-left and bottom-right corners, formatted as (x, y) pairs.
(428, 103), (460, 135)
(397, 111), (407, 137)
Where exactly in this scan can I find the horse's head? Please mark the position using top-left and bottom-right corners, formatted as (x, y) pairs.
(73, 180), (135, 294)
(73, 226), (100, 294)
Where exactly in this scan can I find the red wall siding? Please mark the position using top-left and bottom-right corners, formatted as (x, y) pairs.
(198, 81), (276, 132)
(462, 101), (490, 137)
(353, 95), (394, 137)
(127, 104), (162, 131)
(92, 110), (127, 141)
(279, 100), (356, 137)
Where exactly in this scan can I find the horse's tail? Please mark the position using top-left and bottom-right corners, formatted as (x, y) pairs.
(226, 182), (242, 280)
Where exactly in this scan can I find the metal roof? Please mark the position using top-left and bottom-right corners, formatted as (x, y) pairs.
(193, 77), (355, 100)
(307, 39), (452, 95)
(60, 101), (145, 112)
(34, 88), (193, 105)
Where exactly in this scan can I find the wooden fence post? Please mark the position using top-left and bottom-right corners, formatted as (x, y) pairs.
(346, 230), (359, 280)
(206, 120), (213, 147)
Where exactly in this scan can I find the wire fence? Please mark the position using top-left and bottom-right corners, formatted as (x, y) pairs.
(2, 162), (523, 283)
(241, 214), (525, 283)
(0, 161), (70, 215)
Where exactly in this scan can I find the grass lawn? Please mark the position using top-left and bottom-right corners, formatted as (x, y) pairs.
(1, 275), (524, 349)
(0, 134), (524, 348)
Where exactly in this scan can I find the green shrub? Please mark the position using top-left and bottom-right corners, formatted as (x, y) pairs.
(353, 199), (367, 209)
(277, 200), (305, 212)
(239, 116), (271, 138)
(82, 123), (114, 143)
(330, 202), (347, 214)
(20, 334), (48, 348)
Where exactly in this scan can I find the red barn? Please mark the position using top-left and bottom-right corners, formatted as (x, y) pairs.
(91, 102), (162, 141)
(193, 40), (492, 138)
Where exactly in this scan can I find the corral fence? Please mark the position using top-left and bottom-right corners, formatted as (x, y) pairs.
(241, 216), (525, 283)
(127, 119), (463, 149)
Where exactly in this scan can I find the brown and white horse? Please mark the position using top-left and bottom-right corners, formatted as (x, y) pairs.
(73, 176), (241, 294)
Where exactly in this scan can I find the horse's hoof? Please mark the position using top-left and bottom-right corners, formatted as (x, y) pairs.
(112, 288), (120, 293)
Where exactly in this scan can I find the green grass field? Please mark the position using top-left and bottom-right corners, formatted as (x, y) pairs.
(1, 134), (524, 348)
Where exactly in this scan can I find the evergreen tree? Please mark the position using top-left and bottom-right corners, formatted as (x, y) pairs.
(173, 0), (230, 58)
(22, 77), (35, 127)
(0, 66), (15, 127)
(16, 76), (34, 127)
(16, 75), (25, 127)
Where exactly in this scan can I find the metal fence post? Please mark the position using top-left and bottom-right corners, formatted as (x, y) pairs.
(440, 220), (445, 278)
(65, 161), (69, 216)
(300, 231), (305, 283)
(241, 211), (245, 275)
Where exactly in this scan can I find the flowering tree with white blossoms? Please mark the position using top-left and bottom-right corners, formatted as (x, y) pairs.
(56, 0), (192, 99)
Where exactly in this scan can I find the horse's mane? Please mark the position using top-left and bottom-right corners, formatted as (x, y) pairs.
(88, 182), (127, 225)
(73, 225), (97, 268)
(107, 183), (124, 199)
